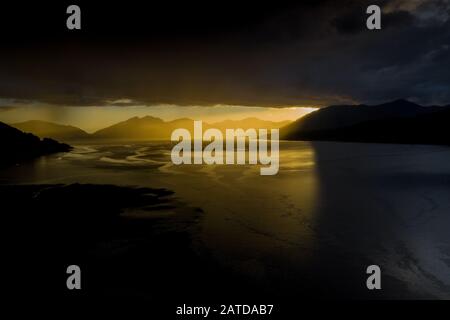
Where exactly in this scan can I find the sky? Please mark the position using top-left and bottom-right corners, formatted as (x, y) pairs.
(0, 0), (449, 128)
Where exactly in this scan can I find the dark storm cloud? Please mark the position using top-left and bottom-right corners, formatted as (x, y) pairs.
(332, 9), (414, 34)
(0, 0), (449, 107)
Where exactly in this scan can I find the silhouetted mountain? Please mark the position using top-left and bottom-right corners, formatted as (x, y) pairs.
(93, 116), (290, 140)
(13, 120), (90, 142)
(308, 107), (450, 145)
(283, 99), (443, 134)
(0, 121), (71, 166)
(93, 116), (173, 140)
(281, 100), (450, 145)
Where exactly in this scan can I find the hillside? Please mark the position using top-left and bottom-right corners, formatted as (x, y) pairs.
(0, 121), (72, 166)
(93, 116), (290, 141)
(13, 120), (90, 142)
(281, 100), (450, 145)
(93, 116), (173, 140)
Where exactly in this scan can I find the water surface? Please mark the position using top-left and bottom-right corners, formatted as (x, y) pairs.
(2, 141), (449, 299)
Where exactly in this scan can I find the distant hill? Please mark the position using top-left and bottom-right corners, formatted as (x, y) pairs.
(13, 120), (90, 142)
(281, 100), (450, 145)
(0, 121), (71, 166)
(93, 116), (174, 140)
(93, 116), (290, 141)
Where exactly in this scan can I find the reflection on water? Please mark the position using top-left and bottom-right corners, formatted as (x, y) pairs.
(1, 141), (450, 298)
(311, 142), (450, 298)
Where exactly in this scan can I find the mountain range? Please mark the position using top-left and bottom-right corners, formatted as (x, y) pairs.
(6, 100), (450, 145)
(12, 117), (291, 142)
(281, 100), (450, 145)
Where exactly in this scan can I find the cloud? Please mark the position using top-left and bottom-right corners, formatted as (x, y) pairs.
(0, 0), (449, 107)
(0, 106), (17, 112)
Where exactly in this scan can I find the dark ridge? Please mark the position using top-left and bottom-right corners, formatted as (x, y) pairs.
(281, 99), (450, 145)
(0, 121), (72, 166)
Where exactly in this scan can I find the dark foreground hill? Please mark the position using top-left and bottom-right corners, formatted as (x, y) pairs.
(0, 121), (72, 166)
(282, 100), (450, 145)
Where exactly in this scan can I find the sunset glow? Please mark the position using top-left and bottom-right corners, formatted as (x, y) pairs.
(0, 104), (317, 132)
